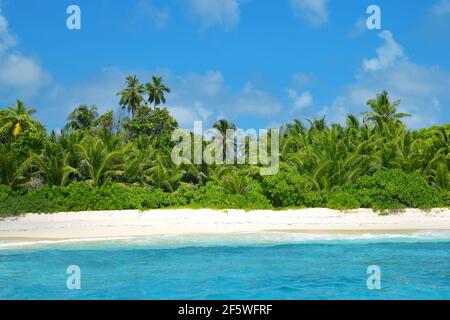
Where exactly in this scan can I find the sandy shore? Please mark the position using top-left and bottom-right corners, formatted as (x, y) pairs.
(0, 208), (449, 242)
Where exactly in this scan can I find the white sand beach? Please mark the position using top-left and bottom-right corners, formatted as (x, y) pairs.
(0, 209), (449, 242)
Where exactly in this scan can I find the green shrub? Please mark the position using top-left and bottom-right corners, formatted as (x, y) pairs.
(326, 190), (361, 210)
(330, 169), (444, 211)
(171, 183), (198, 207)
(0, 169), (446, 216)
(262, 170), (323, 208)
(0, 185), (13, 203)
(0, 183), (177, 216)
(192, 181), (271, 210)
(0, 194), (62, 216)
(139, 188), (172, 209)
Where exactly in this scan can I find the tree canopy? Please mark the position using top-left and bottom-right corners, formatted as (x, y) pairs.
(1, 81), (449, 216)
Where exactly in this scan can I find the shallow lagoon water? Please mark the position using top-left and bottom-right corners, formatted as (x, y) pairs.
(0, 232), (449, 300)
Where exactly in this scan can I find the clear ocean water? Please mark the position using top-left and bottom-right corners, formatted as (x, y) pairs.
(0, 232), (449, 300)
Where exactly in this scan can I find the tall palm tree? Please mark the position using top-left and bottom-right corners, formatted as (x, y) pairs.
(64, 105), (99, 132)
(213, 119), (236, 137)
(363, 90), (411, 126)
(213, 119), (237, 162)
(117, 76), (144, 118)
(145, 76), (171, 109)
(0, 100), (36, 139)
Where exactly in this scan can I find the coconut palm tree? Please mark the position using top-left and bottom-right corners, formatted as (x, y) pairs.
(363, 90), (411, 126)
(0, 100), (36, 139)
(117, 76), (145, 118)
(284, 119), (307, 137)
(145, 76), (171, 109)
(74, 136), (128, 187)
(64, 105), (99, 132)
(212, 119), (237, 162)
(0, 144), (20, 185)
(307, 116), (327, 133)
(221, 168), (256, 195)
(23, 141), (78, 186)
(213, 119), (236, 136)
(122, 136), (158, 185)
(148, 153), (184, 192)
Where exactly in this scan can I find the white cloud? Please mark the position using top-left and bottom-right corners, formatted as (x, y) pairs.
(177, 71), (225, 98)
(39, 68), (282, 129)
(349, 17), (367, 38)
(363, 31), (404, 72)
(287, 89), (313, 111)
(290, 0), (329, 27)
(0, 3), (279, 130)
(163, 72), (282, 122)
(231, 83), (283, 116)
(35, 68), (127, 129)
(292, 72), (314, 87)
(187, 0), (240, 31)
(324, 30), (450, 128)
(0, 9), (50, 99)
(0, 53), (49, 87)
(132, 0), (170, 29)
(432, 0), (450, 15)
(0, 9), (16, 54)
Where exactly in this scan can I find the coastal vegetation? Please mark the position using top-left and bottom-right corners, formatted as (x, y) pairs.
(0, 76), (449, 216)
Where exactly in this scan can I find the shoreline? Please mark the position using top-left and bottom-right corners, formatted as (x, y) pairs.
(0, 209), (449, 244)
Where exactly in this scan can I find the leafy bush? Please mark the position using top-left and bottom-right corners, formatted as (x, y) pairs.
(139, 188), (172, 209)
(0, 169), (447, 216)
(192, 181), (271, 210)
(262, 170), (324, 208)
(0, 194), (62, 216)
(170, 183), (198, 207)
(0, 183), (175, 216)
(326, 191), (361, 210)
(328, 169), (445, 211)
(0, 185), (13, 203)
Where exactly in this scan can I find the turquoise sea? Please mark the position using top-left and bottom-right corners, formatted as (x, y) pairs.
(0, 232), (449, 300)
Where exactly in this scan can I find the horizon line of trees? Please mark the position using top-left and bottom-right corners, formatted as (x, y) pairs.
(0, 75), (449, 209)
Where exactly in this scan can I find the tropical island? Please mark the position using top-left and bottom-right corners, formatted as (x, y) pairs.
(0, 75), (449, 223)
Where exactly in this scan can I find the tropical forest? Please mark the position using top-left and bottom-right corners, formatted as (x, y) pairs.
(0, 75), (449, 216)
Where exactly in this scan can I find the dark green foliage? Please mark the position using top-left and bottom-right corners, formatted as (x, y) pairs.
(0, 194), (61, 216)
(64, 105), (99, 133)
(1, 88), (449, 216)
(326, 191), (361, 210)
(171, 183), (198, 206)
(0, 183), (174, 216)
(46, 183), (173, 211)
(0, 170), (447, 216)
(0, 185), (14, 203)
(262, 170), (323, 208)
(192, 182), (272, 210)
(123, 106), (178, 148)
(0, 181), (271, 216)
(328, 169), (445, 211)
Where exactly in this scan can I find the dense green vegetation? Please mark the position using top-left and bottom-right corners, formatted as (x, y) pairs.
(0, 76), (449, 216)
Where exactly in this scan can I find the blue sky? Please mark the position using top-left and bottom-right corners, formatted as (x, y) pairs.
(0, 0), (450, 131)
